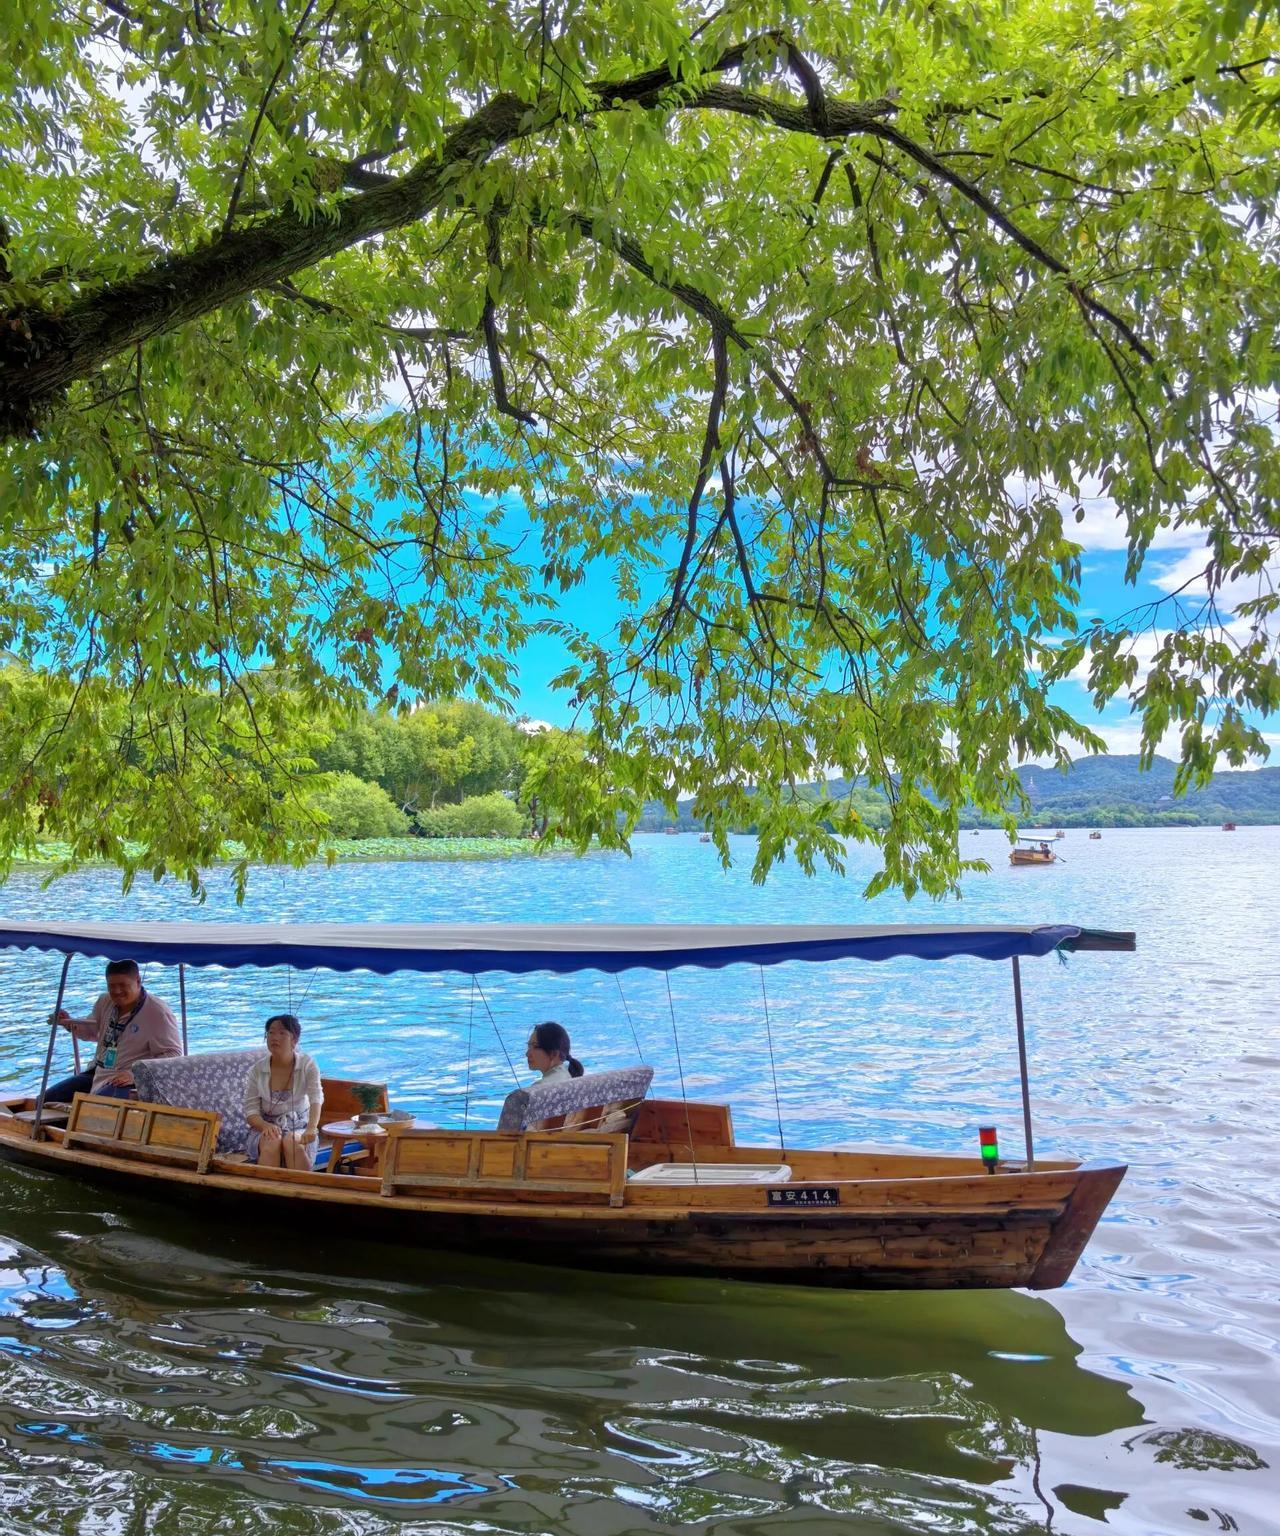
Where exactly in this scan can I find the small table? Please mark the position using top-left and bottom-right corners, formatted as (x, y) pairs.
(319, 1118), (431, 1176)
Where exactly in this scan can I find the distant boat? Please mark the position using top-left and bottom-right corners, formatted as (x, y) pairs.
(1222, 821), (1236, 831)
(1055, 829), (1066, 840)
(1089, 831), (1102, 840)
(1010, 837), (1058, 866)
(699, 833), (712, 843)
(664, 827), (679, 836)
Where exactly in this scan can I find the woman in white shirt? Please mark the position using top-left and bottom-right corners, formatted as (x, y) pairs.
(244, 1013), (323, 1169)
(524, 1021), (585, 1084)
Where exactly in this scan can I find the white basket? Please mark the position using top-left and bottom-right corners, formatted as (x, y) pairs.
(629, 1162), (791, 1186)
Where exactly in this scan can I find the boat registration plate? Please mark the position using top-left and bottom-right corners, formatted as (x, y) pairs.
(767, 1186), (840, 1207)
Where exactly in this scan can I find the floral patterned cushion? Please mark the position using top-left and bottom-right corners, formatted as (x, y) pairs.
(132, 1049), (263, 1155)
(496, 1066), (654, 1133)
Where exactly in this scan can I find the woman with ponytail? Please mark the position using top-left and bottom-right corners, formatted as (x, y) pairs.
(525, 1021), (584, 1084)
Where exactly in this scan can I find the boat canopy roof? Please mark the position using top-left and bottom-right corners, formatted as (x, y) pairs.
(0, 920), (1134, 977)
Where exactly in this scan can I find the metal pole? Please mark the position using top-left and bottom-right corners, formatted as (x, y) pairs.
(32, 954), (73, 1137)
(1011, 956), (1035, 1171)
(178, 963), (189, 1053)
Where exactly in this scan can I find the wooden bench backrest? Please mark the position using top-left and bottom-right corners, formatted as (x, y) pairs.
(630, 1098), (734, 1148)
(64, 1093), (219, 1173)
(319, 1077), (388, 1123)
(382, 1129), (629, 1207)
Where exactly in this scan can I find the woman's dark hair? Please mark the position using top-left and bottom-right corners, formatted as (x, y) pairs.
(265, 1013), (302, 1042)
(105, 959), (140, 980)
(532, 1021), (584, 1077)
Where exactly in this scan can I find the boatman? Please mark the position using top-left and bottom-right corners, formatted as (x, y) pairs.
(44, 959), (182, 1102)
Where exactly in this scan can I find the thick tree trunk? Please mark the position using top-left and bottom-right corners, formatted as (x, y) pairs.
(0, 94), (530, 439)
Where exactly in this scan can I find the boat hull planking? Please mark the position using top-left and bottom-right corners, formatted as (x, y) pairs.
(0, 1115), (1123, 1291)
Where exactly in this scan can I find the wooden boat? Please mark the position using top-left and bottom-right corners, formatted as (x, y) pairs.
(1055, 829), (1066, 839)
(1009, 838), (1058, 866)
(0, 920), (1134, 1291)
(1222, 821), (1236, 831)
(1090, 831), (1102, 840)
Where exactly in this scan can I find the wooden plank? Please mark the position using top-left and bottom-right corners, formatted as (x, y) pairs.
(68, 1098), (126, 1139)
(623, 1169), (1077, 1212)
(120, 1108), (148, 1143)
(147, 1114), (210, 1152)
(631, 1099), (734, 1147)
(64, 1094), (218, 1174)
(381, 1129), (629, 1206)
(317, 1077), (388, 1123)
(632, 1143), (1078, 1179)
(1028, 1159), (1127, 1289)
(63, 1131), (209, 1170)
(211, 1157), (381, 1192)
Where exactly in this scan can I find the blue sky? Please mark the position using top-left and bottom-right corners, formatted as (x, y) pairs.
(493, 486), (1278, 766)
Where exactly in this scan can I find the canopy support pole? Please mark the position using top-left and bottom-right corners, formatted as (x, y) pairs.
(32, 953), (73, 1138)
(178, 963), (189, 1053)
(1011, 956), (1035, 1171)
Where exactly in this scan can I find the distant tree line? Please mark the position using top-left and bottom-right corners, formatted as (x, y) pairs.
(307, 701), (537, 840)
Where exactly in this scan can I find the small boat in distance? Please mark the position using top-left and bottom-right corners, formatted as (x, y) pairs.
(1222, 821), (1236, 832)
(1055, 829), (1066, 839)
(1010, 838), (1059, 866)
(664, 826), (679, 835)
(1090, 831), (1102, 840)
(699, 833), (712, 843)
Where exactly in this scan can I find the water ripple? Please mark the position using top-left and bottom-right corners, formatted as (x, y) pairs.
(2, 827), (1278, 1533)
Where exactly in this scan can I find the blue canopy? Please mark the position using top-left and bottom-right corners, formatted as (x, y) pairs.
(0, 920), (1133, 977)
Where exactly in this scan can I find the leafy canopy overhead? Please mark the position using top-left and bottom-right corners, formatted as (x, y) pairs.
(1, 0), (1278, 894)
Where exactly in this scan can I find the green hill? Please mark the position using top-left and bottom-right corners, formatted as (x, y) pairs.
(636, 756), (1280, 832)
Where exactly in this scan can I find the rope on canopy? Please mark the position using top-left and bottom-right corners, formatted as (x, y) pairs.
(664, 972), (698, 1181)
(759, 967), (785, 1152)
(471, 975), (522, 1089)
(614, 974), (646, 1061)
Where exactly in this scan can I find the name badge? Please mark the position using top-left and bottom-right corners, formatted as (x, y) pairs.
(102, 1047), (118, 1069)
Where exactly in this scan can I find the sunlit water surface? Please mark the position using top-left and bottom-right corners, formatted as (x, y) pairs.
(1, 827), (1277, 1535)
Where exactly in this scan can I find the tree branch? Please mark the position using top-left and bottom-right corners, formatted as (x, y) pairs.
(689, 83), (1154, 362)
(482, 213), (537, 427)
(0, 32), (1146, 438)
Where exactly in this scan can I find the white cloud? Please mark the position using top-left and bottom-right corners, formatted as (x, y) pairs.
(1065, 616), (1266, 685)
(1022, 722), (1278, 770)
(1150, 543), (1280, 616)
(1005, 474), (1206, 557)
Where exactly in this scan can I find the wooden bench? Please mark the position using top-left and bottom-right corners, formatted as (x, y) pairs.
(630, 1098), (734, 1148)
(381, 1128), (629, 1207)
(64, 1093), (219, 1173)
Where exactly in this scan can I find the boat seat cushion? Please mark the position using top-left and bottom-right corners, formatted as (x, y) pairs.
(496, 1066), (654, 1133)
(629, 1162), (792, 1185)
(132, 1049), (262, 1155)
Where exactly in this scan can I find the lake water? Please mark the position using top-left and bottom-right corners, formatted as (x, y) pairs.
(1, 827), (1278, 1535)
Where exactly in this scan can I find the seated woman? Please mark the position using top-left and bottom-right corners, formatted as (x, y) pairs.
(525, 1021), (585, 1084)
(243, 1013), (323, 1170)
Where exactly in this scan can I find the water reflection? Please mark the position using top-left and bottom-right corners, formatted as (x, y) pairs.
(0, 1162), (1145, 1533)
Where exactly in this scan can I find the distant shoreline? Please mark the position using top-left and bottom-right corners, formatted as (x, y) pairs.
(11, 836), (550, 869)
